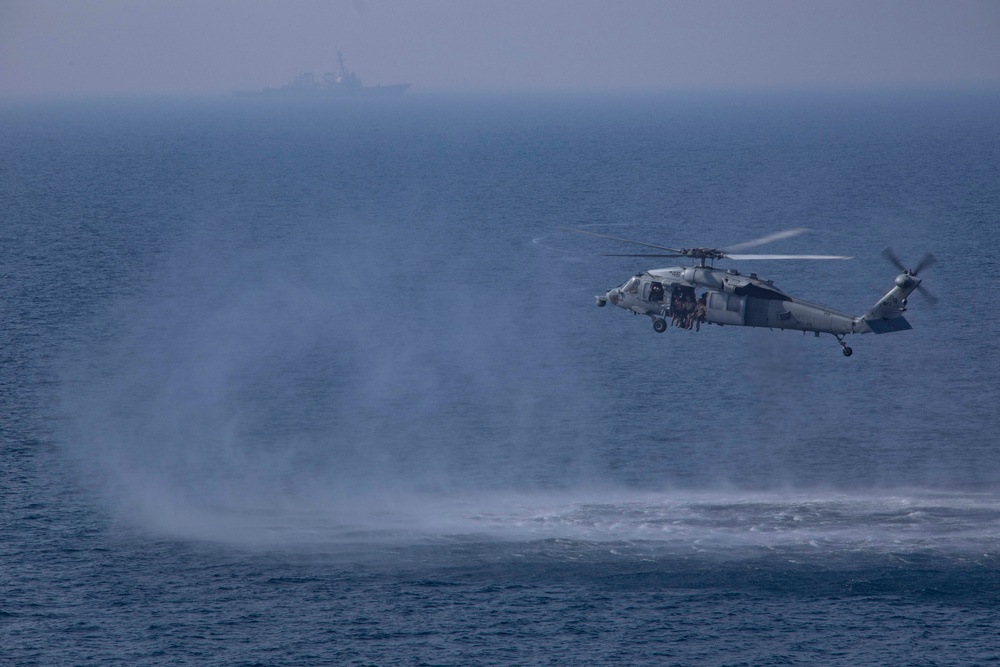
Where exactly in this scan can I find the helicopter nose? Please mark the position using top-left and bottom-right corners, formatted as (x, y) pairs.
(607, 289), (621, 306)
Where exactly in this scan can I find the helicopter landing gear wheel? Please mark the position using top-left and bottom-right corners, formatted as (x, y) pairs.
(835, 334), (853, 357)
(653, 318), (667, 333)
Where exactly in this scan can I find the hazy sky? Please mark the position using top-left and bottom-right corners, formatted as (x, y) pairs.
(2, 0), (999, 96)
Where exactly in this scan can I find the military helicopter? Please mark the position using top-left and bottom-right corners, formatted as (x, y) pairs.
(569, 227), (936, 357)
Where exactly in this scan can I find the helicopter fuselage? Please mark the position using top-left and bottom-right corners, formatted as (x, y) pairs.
(573, 226), (931, 356)
(595, 264), (921, 348)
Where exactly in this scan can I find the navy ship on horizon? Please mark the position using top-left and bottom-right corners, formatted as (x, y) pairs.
(236, 51), (410, 98)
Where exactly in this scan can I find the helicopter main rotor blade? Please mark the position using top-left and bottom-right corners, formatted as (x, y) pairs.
(726, 253), (854, 260)
(721, 228), (810, 253)
(601, 253), (688, 258)
(561, 227), (686, 254)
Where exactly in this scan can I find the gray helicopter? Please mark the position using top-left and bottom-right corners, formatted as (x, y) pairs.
(571, 227), (936, 357)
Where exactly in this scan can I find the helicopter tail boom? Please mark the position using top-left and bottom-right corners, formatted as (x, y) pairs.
(858, 249), (937, 334)
(859, 271), (923, 334)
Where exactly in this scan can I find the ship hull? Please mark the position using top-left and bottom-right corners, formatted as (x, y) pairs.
(234, 83), (410, 98)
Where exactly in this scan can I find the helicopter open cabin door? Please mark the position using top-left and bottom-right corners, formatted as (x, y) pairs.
(706, 291), (745, 326)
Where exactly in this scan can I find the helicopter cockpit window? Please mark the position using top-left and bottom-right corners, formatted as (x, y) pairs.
(623, 277), (640, 294)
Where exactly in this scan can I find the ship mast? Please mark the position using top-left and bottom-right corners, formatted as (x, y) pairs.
(337, 51), (348, 81)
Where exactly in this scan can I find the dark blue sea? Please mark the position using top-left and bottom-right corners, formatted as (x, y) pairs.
(2, 90), (999, 666)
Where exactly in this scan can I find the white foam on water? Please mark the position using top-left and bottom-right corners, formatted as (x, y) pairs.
(117, 485), (1000, 557)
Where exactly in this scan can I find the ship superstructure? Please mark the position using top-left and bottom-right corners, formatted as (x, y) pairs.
(238, 51), (410, 97)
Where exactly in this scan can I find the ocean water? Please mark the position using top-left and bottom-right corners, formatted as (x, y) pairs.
(2, 91), (999, 665)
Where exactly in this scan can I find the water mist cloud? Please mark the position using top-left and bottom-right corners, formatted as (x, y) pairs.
(57, 211), (604, 541)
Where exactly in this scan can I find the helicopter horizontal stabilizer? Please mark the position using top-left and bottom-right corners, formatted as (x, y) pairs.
(865, 316), (912, 334)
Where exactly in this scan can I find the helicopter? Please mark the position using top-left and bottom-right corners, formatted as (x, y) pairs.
(569, 227), (936, 357)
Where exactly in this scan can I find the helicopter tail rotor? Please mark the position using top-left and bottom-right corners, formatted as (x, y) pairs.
(862, 248), (938, 330)
(882, 248), (938, 306)
(913, 252), (938, 276)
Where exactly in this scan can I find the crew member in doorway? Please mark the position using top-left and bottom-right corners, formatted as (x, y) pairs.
(670, 291), (684, 327)
(681, 292), (695, 329)
(693, 293), (707, 331)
